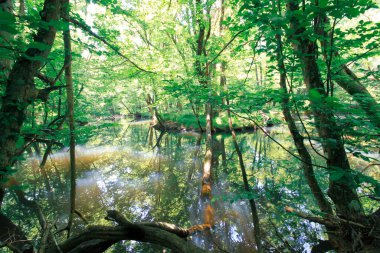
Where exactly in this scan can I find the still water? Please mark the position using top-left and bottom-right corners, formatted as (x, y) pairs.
(10, 119), (328, 252)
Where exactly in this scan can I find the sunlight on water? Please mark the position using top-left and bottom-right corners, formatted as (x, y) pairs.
(12, 122), (357, 252)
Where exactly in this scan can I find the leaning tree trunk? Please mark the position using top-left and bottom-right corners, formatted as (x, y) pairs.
(0, 0), (62, 192)
(316, 11), (380, 129)
(287, 0), (362, 217)
(273, 16), (332, 215)
(275, 44), (332, 214)
(287, 0), (364, 250)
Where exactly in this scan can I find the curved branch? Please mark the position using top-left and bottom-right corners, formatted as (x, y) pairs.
(47, 210), (208, 253)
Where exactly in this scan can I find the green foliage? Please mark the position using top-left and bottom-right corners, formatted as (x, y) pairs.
(0, 9), (17, 34)
(1, 0), (380, 251)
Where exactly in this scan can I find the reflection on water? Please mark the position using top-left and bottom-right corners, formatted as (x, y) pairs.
(11, 120), (332, 252)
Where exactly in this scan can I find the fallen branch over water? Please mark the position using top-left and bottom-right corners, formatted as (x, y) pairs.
(0, 208), (210, 253)
(45, 210), (209, 253)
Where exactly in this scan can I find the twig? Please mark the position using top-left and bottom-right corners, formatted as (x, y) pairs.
(285, 206), (368, 229)
(74, 210), (89, 224)
(230, 111), (329, 169)
(67, 16), (155, 74)
(361, 163), (380, 173)
(206, 29), (248, 68)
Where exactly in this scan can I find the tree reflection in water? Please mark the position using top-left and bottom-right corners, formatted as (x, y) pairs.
(4, 121), (324, 252)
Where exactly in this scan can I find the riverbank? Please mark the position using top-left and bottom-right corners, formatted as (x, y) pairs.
(152, 112), (281, 133)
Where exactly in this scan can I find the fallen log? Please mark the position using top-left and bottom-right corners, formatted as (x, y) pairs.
(45, 210), (208, 253)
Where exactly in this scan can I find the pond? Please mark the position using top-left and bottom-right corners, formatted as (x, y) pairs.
(5, 119), (331, 252)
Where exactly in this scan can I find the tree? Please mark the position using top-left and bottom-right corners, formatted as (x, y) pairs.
(0, 0), (62, 191)
(1, 0), (379, 252)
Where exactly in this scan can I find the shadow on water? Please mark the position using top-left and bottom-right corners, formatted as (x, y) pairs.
(9, 120), (333, 252)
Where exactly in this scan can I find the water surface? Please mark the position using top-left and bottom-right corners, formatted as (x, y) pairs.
(10, 120), (333, 252)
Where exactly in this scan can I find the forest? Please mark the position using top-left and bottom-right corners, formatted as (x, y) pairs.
(0, 0), (380, 252)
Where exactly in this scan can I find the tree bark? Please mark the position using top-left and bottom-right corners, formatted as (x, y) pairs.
(62, 0), (76, 236)
(46, 210), (208, 253)
(19, 0), (25, 15)
(0, 0), (62, 179)
(193, 1), (215, 246)
(273, 13), (332, 215)
(334, 66), (380, 128)
(0, 0), (13, 80)
(316, 12), (380, 129)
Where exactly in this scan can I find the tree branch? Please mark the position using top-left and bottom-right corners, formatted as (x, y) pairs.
(206, 29), (248, 67)
(36, 86), (67, 102)
(285, 206), (368, 229)
(47, 210), (208, 253)
(67, 17), (155, 74)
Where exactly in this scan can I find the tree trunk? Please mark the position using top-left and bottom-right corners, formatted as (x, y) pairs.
(62, 0), (76, 236)
(316, 12), (380, 129)
(287, 0), (363, 217)
(201, 100), (214, 243)
(273, 19), (332, 215)
(193, 0), (215, 246)
(0, 0), (13, 81)
(19, 0), (25, 15)
(39, 143), (54, 202)
(47, 211), (208, 253)
(0, 0), (62, 197)
(218, 0), (227, 107)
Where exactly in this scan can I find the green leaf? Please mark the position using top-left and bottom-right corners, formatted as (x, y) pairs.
(15, 136), (25, 149)
(9, 184), (28, 191)
(319, 0), (328, 8)
(330, 169), (345, 181)
(347, 7), (360, 18)
(0, 24), (18, 34)
(375, 185), (380, 197)
(0, 47), (14, 59)
(0, 10), (16, 24)
(308, 89), (323, 103)
(23, 54), (48, 63)
(29, 41), (51, 51)
(325, 96), (342, 109)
